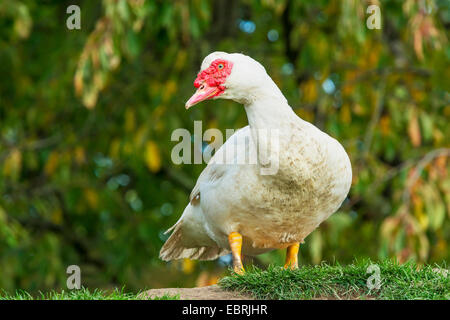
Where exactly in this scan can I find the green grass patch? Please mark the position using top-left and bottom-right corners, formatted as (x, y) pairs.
(0, 287), (179, 300)
(218, 259), (450, 300)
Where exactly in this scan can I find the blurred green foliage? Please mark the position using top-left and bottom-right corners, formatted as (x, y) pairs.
(0, 0), (449, 292)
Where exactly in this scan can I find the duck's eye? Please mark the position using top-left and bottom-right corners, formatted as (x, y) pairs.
(218, 64), (224, 70)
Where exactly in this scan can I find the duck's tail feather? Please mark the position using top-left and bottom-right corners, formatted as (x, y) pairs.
(159, 221), (229, 261)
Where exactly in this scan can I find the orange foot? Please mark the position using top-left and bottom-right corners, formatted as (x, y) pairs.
(284, 243), (299, 269)
(228, 232), (245, 274)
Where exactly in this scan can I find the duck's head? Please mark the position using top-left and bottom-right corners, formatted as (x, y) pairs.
(185, 52), (284, 108)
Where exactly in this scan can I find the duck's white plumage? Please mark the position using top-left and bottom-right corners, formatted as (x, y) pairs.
(160, 52), (352, 261)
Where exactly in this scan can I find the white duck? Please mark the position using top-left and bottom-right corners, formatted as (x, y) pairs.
(160, 52), (352, 273)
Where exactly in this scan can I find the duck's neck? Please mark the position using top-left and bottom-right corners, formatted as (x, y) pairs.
(244, 94), (296, 130)
(243, 87), (298, 175)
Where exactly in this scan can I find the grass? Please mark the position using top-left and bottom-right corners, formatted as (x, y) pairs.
(0, 287), (179, 300)
(218, 259), (450, 300)
(1, 259), (448, 300)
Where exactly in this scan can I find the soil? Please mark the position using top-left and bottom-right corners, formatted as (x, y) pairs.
(141, 285), (380, 300)
(142, 285), (254, 300)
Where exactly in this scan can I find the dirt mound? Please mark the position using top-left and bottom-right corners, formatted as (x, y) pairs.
(142, 285), (254, 300)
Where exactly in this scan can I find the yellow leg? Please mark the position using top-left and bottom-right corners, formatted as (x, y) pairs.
(228, 232), (245, 274)
(284, 243), (299, 269)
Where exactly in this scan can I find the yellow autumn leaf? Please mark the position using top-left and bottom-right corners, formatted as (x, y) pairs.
(339, 103), (352, 124)
(408, 109), (421, 147)
(13, 4), (32, 39)
(432, 128), (444, 144)
(182, 258), (195, 274)
(443, 105), (450, 117)
(380, 215), (400, 240)
(435, 239), (447, 256)
(300, 79), (317, 103)
(74, 146), (86, 165)
(296, 109), (314, 123)
(379, 115), (391, 136)
(413, 18), (424, 61)
(366, 42), (381, 67)
(413, 193), (428, 230)
(316, 35), (328, 57)
(207, 275), (219, 286)
(411, 89), (425, 103)
(174, 50), (187, 71)
(145, 141), (161, 173)
(162, 80), (177, 102)
(51, 208), (63, 225)
(44, 151), (59, 176)
(82, 87), (98, 109)
(148, 80), (161, 96)
(3, 148), (22, 180)
(207, 119), (218, 130)
(418, 233), (430, 261)
(195, 271), (219, 287)
(84, 189), (99, 209)
(152, 105), (166, 118)
(352, 103), (366, 116)
(134, 125), (148, 148)
(435, 155), (447, 176)
(125, 109), (136, 132)
(109, 138), (121, 158)
(74, 69), (83, 96)
(93, 72), (106, 91)
(416, 211), (429, 230)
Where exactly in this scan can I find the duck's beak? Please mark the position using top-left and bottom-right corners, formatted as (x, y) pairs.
(185, 83), (220, 109)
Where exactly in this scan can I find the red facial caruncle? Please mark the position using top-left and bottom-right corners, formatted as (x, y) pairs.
(185, 59), (233, 109)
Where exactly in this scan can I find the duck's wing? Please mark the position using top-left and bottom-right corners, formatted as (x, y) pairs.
(160, 126), (252, 261)
(190, 126), (253, 202)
